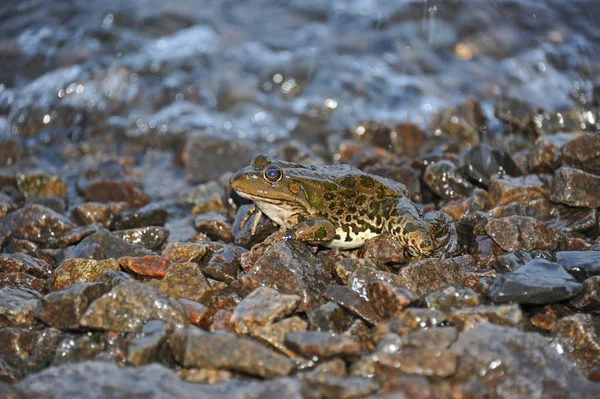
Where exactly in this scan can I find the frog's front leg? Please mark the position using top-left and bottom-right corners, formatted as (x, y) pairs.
(284, 219), (337, 245)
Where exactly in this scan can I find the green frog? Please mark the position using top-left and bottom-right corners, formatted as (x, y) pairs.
(230, 154), (456, 257)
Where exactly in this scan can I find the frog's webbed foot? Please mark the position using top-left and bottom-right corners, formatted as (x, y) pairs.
(285, 219), (337, 246)
(239, 205), (263, 235)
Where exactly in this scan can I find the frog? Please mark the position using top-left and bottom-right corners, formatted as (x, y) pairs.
(229, 154), (457, 257)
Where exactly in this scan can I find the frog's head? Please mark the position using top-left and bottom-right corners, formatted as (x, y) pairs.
(230, 154), (328, 227)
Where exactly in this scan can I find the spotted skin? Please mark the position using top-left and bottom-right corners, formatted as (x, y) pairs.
(230, 154), (456, 256)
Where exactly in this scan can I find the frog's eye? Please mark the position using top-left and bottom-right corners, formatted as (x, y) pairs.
(263, 165), (283, 183)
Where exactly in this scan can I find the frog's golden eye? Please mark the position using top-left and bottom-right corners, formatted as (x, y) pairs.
(263, 165), (282, 183)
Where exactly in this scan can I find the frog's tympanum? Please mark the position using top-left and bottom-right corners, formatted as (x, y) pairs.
(230, 154), (456, 257)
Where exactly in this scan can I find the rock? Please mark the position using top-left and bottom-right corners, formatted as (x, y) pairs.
(111, 206), (168, 230)
(184, 135), (258, 183)
(0, 137), (21, 167)
(358, 234), (406, 267)
(70, 202), (126, 227)
(552, 314), (600, 369)
(0, 327), (37, 359)
(489, 259), (583, 305)
(557, 133), (600, 175)
(80, 281), (188, 332)
(528, 133), (577, 172)
(193, 212), (233, 242)
(550, 166), (600, 208)
(308, 302), (354, 333)
(177, 368), (234, 384)
(251, 316), (308, 359)
(15, 171), (67, 200)
(448, 304), (523, 331)
(348, 262), (409, 299)
(324, 285), (383, 326)
(118, 255), (170, 278)
(239, 240), (330, 312)
(162, 242), (213, 263)
(71, 229), (153, 259)
(377, 309), (447, 339)
(425, 286), (481, 312)
(285, 331), (362, 360)
(76, 160), (150, 207)
(366, 281), (420, 318)
(450, 323), (598, 398)
(203, 246), (243, 284)
(170, 327), (294, 378)
(488, 175), (548, 206)
(159, 262), (210, 304)
(485, 216), (559, 252)
(231, 204), (279, 248)
(97, 270), (133, 289)
(376, 349), (458, 378)
(0, 252), (52, 278)
(0, 272), (47, 294)
(462, 144), (522, 188)
(0, 286), (40, 327)
(300, 374), (379, 399)
(570, 276), (600, 311)
(230, 287), (300, 334)
(34, 282), (110, 329)
(127, 320), (173, 366)
(47, 224), (102, 249)
(0, 353), (33, 382)
(556, 251), (600, 281)
(179, 181), (227, 215)
(424, 160), (473, 200)
(178, 299), (210, 328)
(530, 305), (573, 331)
(0, 192), (18, 218)
(1, 204), (75, 244)
(432, 100), (486, 146)
(398, 255), (493, 296)
(52, 258), (120, 291)
(113, 226), (169, 250)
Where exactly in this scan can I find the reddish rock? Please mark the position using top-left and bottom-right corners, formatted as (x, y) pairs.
(118, 255), (170, 278)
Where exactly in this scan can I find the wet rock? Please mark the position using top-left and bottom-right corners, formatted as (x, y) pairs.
(127, 320), (173, 366)
(358, 234), (406, 267)
(204, 246), (243, 284)
(239, 240), (329, 312)
(193, 212), (233, 242)
(47, 223), (102, 249)
(34, 282), (110, 329)
(177, 368), (234, 384)
(366, 281), (420, 318)
(76, 160), (150, 207)
(232, 204), (279, 248)
(285, 331), (362, 361)
(488, 175), (548, 206)
(16, 171), (67, 200)
(528, 133), (577, 172)
(376, 349), (458, 378)
(113, 226), (169, 251)
(1, 204), (75, 244)
(424, 160), (473, 200)
(530, 305), (573, 331)
(0, 286), (40, 327)
(0, 353), (32, 382)
(489, 259), (583, 305)
(80, 281), (188, 332)
(349, 262), (409, 299)
(324, 285), (383, 326)
(251, 316), (308, 359)
(313, 358), (347, 376)
(70, 202), (126, 227)
(450, 323), (597, 398)
(111, 206), (168, 230)
(308, 302), (354, 333)
(349, 121), (396, 150)
(0, 192), (18, 218)
(425, 286), (481, 312)
(178, 299), (210, 328)
(118, 255), (170, 278)
(398, 255), (493, 296)
(72, 229), (153, 259)
(557, 133), (600, 175)
(552, 314), (600, 369)
(556, 251), (600, 281)
(550, 166), (600, 208)
(0, 272), (47, 294)
(485, 216), (559, 252)
(448, 304), (523, 331)
(0, 252), (52, 278)
(0, 137), (21, 167)
(301, 374), (379, 399)
(494, 97), (538, 134)
(230, 287), (300, 334)
(184, 135), (258, 183)
(52, 258), (120, 291)
(170, 327), (294, 378)
(432, 100), (486, 146)
(96, 270), (133, 289)
(159, 262), (211, 304)
(162, 242), (213, 263)
(462, 144), (522, 188)
(570, 276), (600, 311)
(179, 181), (227, 215)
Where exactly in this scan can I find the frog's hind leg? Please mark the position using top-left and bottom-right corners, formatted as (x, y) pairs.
(285, 219), (337, 246)
(424, 211), (458, 257)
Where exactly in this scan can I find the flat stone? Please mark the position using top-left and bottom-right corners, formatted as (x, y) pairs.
(0, 272), (47, 294)
(170, 327), (294, 378)
(448, 304), (523, 331)
(80, 281), (188, 332)
(308, 302), (354, 333)
(162, 242), (213, 263)
(52, 258), (120, 291)
(373, 309), (448, 341)
(0, 286), (40, 327)
(72, 229), (153, 259)
(118, 255), (170, 277)
(570, 276), (600, 311)
(488, 175), (548, 206)
(552, 314), (600, 369)
(324, 285), (383, 326)
(556, 251), (600, 281)
(251, 316), (308, 359)
(550, 166), (600, 208)
(485, 216), (559, 252)
(113, 226), (169, 251)
(203, 246), (243, 284)
(193, 212), (233, 242)
(300, 374), (379, 399)
(127, 320), (173, 366)
(1, 204), (75, 244)
(34, 282), (110, 329)
(489, 259), (583, 305)
(47, 223), (102, 249)
(239, 240), (330, 312)
(230, 287), (300, 334)
(0, 253), (52, 278)
(159, 262), (211, 304)
(285, 331), (362, 360)
(424, 160), (473, 200)
(425, 286), (481, 312)
(349, 263), (409, 299)
(367, 281), (420, 318)
(376, 349), (458, 378)
(111, 206), (168, 230)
